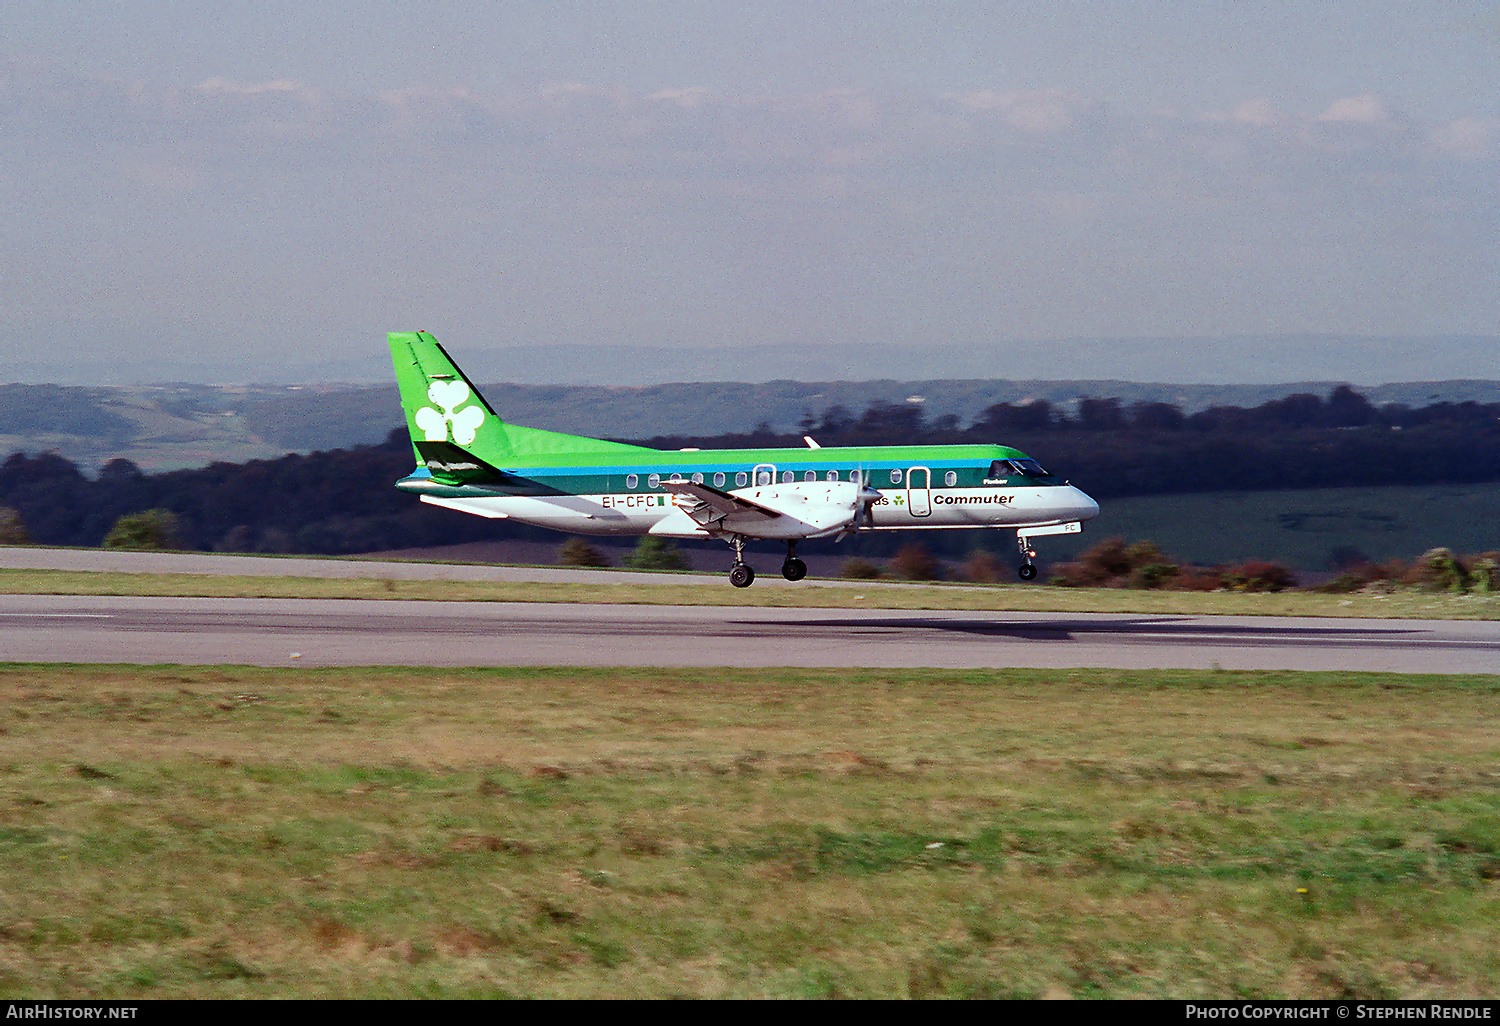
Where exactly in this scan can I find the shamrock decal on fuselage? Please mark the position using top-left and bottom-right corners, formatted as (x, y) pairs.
(414, 380), (486, 445)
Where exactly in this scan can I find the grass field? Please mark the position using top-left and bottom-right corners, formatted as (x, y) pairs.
(4, 566), (1500, 619)
(2, 663), (1497, 999)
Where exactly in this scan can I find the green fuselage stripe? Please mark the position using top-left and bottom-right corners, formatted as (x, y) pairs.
(402, 443), (1063, 497)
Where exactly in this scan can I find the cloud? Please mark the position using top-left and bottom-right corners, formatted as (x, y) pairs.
(1230, 99), (1279, 126)
(1317, 94), (1393, 125)
(942, 88), (1094, 134)
(2, 59), (1495, 351)
(1427, 116), (1499, 156)
(193, 77), (310, 96)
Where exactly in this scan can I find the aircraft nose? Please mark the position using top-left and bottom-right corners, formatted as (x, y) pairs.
(1070, 486), (1101, 521)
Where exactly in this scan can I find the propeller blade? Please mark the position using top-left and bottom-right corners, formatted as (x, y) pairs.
(856, 464), (877, 532)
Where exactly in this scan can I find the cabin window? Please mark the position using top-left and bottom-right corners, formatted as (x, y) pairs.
(804, 471), (816, 482)
(826, 470), (838, 481)
(649, 473), (661, 488)
(756, 470), (772, 485)
(715, 472), (726, 487)
(945, 471), (957, 487)
(626, 474), (638, 489)
(890, 469), (902, 484)
(692, 472), (704, 485)
(781, 471), (794, 483)
(736, 471), (748, 487)
(669, 473), (684, 484)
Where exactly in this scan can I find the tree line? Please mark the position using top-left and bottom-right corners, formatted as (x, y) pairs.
(0, 386), (1497, 554)
(643, 387), (1500, 500)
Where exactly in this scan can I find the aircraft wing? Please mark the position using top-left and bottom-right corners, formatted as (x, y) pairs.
(659, 480), (781, 529)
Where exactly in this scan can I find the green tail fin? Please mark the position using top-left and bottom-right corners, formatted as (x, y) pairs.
(387, 332), (653, 474)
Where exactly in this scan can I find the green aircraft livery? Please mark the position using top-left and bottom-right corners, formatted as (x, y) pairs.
(390, 331), (1100, 586)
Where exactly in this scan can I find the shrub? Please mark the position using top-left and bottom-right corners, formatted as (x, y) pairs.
(961, 550), (1006, 584)
(1127, 562), (1181, 590)
(1221, 559), (1297, 593)
(624, 536), (690, 571)
(1408, 547), (1469, 592)
(102, 509), (183, 551)
(0, 507), (30, 545)
(1078, 537), (1133, 580)
(1315, 559), (1403, 594)
(840, 558), (883, 579)
(890, 543), (943, 581)
(1162, 567), (1223, 591)
(558, 538), (611, 568)
(1054, 537), (1188, 590)
(1471, 554), (1499, 594)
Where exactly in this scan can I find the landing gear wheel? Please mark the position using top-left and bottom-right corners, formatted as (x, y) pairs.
(1018, 563), (1037, 581)
(729, 564), (755, 588)
(781, 557), (807, 582)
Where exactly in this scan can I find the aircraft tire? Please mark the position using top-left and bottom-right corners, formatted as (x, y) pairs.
(729, 564), (755, 588)
(1018, 563), (1038, 581)
(781, 558), (808, 582)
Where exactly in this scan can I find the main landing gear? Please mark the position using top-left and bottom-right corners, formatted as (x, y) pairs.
(782, 542), (807, 582)
(1017, 534), (1038, 581)
(724, 537), (808, 587)
(728, 535), (755, 588)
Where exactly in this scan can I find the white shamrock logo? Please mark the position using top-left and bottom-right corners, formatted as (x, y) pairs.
(414, 380), (486, 445)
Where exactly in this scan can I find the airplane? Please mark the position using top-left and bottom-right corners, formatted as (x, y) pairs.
(389, 331), (1100, 586)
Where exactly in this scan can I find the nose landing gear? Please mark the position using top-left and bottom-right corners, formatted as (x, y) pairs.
(1017, 534), (1038, 581)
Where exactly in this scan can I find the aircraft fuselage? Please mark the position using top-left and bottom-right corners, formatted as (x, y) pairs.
(387, 331), (1100, 585)
(399, 442), (1100, 539)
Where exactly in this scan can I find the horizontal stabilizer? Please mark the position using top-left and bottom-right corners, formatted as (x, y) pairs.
(419, 495), (510, 519)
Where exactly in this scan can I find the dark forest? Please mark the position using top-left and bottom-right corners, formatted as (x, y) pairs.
(3, 386), (1497, 557)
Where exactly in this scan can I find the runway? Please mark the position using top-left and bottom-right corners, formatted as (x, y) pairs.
(0, 546), (811, 588)
(2, 593), (1497, 673)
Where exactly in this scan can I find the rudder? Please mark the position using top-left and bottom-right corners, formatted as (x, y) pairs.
(387, 331), (654, 472)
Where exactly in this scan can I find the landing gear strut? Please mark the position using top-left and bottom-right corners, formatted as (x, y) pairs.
(781, 542), (807, 582)
(1017, 534), (1038, 581)
(728, 535), (755, 588)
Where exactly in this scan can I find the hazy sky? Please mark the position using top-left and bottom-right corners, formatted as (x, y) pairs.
(3, 2), (1496, 383)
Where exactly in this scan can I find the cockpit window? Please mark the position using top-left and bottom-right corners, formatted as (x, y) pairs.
(986, 458), (1051, 481)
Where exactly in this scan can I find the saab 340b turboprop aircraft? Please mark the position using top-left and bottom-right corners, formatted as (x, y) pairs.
(390, 332), (1100, 586)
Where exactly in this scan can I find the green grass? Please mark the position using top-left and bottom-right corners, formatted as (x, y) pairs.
(1, 663), (1497, 998)
(4, 566), (1500, 618)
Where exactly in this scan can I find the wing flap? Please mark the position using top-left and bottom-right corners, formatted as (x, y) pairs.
(659, 481), (781, 528)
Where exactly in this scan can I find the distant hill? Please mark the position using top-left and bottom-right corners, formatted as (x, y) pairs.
(11, 334), (1496, 389)
(3, 377), (1500, 472)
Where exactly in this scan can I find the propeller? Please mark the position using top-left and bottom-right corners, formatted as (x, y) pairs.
(850, 465), (879, 534)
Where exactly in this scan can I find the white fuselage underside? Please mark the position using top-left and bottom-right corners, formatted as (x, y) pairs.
(419, 484), (1101, 539)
